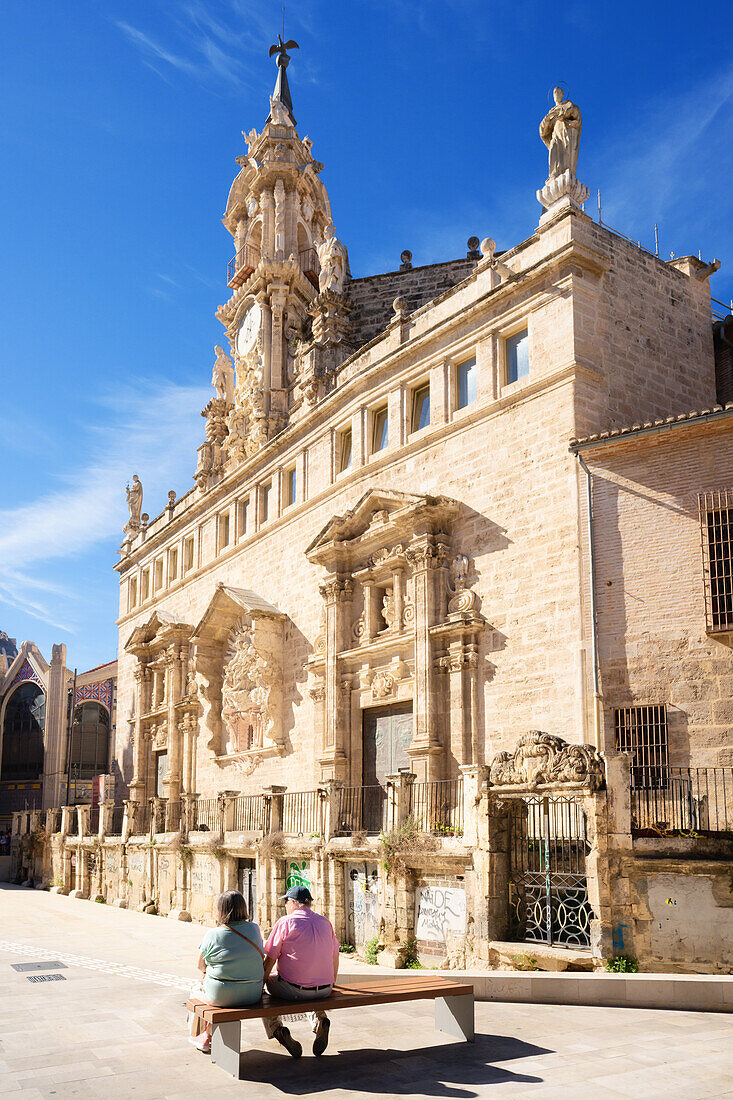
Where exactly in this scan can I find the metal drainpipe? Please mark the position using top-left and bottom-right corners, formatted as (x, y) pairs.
(576, 453), (602, 749)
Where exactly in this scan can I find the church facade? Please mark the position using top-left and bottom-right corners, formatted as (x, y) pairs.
(20, 55), (732, 972)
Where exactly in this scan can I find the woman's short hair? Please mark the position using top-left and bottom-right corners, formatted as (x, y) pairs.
(215, 890), (249, 925)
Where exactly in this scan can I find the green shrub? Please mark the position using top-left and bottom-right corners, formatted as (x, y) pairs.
(339, 943), (355, 954)
(364, 936), (380, 965)
(94, 897), (106, 904)
(604, 954), (639, 973)
(402, 938), (423, 969)
(512, 954), (541, 971)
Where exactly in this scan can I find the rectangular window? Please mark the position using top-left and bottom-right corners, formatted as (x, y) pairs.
(219, 511), (230, 551)
(700, 490), (733, 631)
(284, 466), (297, 508)
(261, 482), (271, 524)
(238, 498), (249, 538)
(168, 547), (178, 582)
(183, 536), (195, 573)
(614, 705), (669, 789)
(141, 568), (150, 602)
(371, 405), (388, 454)
(506, 329), (529, 384)
(411, 383), (431, 433)
(128, 577), (137, 611)
(456, 357), (477, 410)
(337, 427), (352, 474)
(153, 559), (164, 591)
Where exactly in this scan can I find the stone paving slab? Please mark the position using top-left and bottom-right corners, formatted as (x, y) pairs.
(2, 885), (733, 1098)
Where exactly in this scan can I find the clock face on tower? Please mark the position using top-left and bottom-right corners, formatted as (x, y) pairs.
(235, 302), (262, 357)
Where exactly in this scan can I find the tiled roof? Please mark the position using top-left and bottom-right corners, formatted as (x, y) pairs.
(569, 403), (733, 449)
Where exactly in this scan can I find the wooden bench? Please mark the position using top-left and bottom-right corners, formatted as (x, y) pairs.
(187, 975), (474, 1077)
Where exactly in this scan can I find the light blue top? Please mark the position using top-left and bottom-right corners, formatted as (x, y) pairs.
(199, 920), (264, 1007)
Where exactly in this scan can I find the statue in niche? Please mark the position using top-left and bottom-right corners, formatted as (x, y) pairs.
(212, 345), (235, 404)
(539, 87), (582, 180)
(316, 224), (347, 295)
(382, 591), (395, 630)
(124, 474), (143, 533)
(221, 624), (271, 755)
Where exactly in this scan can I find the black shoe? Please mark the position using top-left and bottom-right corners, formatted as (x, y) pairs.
(274, 1025), (302, 1058)
(313, 1017), (330, 1057)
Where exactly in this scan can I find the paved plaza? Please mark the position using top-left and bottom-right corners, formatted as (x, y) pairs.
(1, 885), (732, 1099)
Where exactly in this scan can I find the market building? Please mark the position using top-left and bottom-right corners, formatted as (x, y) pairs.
(17, 49), (732, 972)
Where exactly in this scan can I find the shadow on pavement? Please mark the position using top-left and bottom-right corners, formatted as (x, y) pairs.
(225, 1034), (549, 1095)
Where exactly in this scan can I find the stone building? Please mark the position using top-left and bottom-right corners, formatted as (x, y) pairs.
(20, 59), (732, 972)
(0, 634), (117, 832)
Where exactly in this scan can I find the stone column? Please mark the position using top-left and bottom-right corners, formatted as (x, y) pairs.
(269, 283), (288, 395)
(362, 580), (377, 641)
(165, 647), (181, 803)
(121, 799), (136, 843)
(43, 643), (69, 809)
(273, 178), (286, 260)
(406, 540), (446, 779)
(263, 786), (286, 833)
(130, 667), (149, 802)
(221, 790), (239, 833)
(392, 568), (405, 633)
(322, 779), (343, 840)
(318, 575), (353, 781)
(261, 189), (275, 259)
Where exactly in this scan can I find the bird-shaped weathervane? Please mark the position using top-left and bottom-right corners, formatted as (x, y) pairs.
(268, 35), (299, 123)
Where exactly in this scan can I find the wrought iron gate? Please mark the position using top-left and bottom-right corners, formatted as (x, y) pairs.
(508, 795), (593, 948)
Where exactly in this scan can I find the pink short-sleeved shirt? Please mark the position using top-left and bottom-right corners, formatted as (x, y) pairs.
(264, 906), (339, 987)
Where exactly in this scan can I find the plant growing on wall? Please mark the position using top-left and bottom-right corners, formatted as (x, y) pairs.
(604, 954), (639, 973)
(379, 817), (438, 876)
(402, 938), (423, 969)
(364, 936), (380, 965)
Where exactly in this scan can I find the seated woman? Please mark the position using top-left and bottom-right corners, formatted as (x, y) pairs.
(190, 890), (264, 1053)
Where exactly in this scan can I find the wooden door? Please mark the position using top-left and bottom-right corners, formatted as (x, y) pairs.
(363, 703), (413, 787)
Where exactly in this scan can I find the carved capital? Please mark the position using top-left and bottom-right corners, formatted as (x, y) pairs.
(319, 577), (354, 604)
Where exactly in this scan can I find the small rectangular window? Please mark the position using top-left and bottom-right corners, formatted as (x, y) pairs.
(614, 705), (669, 789)
(506, 329), (529, 384)
(261, 482), (271, 523)
(337, 427), (352, 474)
(168, 548), (178, 582)
(700, 490), (733, 631)
(371, 406), (388, 453)
(128, 577), (137, 611)
(153, 559), (164, 591)
(219, 511), (230, 550)
(411, 383), (431, 433)
(238, 498), (249, 538)
(284, 467), (297, 508)
(141, 568), (150, 602)
(183, 536), (195, 573)
(456, 357), (477, 410)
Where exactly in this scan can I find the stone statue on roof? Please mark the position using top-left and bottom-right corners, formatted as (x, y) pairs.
(316, 224), (347, 295)
(539, 87), (582, 180)
(212, 345), (235, 403)
(124, 474), (143, 534)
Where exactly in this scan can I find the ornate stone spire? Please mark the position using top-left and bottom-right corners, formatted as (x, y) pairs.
(268, 35), (299, 125)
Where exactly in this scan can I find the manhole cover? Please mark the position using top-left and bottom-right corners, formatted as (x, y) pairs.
(27, 973), (66, 983)
(12, 961), (67, 972)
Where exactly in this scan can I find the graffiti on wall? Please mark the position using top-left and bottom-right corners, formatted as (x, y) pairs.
(286, 860), (312, 892)
(415, 886), (467, 943)
(191, 857), (213, 895)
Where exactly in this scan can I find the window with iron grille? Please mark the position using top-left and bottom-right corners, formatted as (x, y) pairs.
(614, 705), (668, 788)
(700, 490), (733, 631)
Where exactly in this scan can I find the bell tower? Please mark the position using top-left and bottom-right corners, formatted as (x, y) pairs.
(203, 38), (348, 478)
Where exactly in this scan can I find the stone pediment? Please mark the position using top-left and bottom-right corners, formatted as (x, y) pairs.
(489, 731), (605, 792)
(124, 610), (193, 655)
(306, 489), (459, 570)
(191, 584), (284, 647)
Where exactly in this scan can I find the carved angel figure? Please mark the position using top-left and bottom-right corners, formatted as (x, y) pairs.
(212, 345), (235, 403)
(316, 224), (347, 294)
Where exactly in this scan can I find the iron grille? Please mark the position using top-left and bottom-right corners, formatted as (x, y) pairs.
(335, 786), (387, 835)
(164, 801), (181, 832)
(191, 798), (220, 832)
(631, 766), (733, 836)
(282, 791), (321, 837)
(107, 806), (124, 836)
(409, 779), (464, 837)
(232, 795), (265, 832)
(614, 705), (669, 788)
(508, 796), (593, 948)
(700, 489), (733, 631)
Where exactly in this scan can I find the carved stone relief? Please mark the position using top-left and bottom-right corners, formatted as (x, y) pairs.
(221, 619), (274, 754)
(489, 731), (605, 790)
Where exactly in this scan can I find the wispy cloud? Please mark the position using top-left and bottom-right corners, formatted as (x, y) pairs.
(0, 379), (210, 629)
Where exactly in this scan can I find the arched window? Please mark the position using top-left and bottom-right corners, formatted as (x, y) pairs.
(1, 683), (45, 780)
(69, 702), (110, 779)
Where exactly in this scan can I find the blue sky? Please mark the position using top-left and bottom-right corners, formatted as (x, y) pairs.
(1, 0), (732, 671)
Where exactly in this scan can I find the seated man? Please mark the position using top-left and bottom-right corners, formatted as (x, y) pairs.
(263, 884), (340, 1058)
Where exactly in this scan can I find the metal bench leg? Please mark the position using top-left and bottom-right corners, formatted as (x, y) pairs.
(211, 1020), (241, 1078)
(435, 994), (474, 1042)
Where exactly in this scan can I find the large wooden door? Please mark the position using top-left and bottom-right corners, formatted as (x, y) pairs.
(363, 703), (413, 787)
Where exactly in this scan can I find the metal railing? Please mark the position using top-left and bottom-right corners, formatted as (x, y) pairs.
(282, 790), (321, 837)
(190, 798), (220, 832)
(227, 245), (261, 285)
(631, 767), (733, 836)
(107, 805), (124, 836)
(232, 794), (265, 832)
(335, 786), (387, 835)
(164, 800), (182, 832)
(409, 778), (464, 837)
(712, 296), (732, 321)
